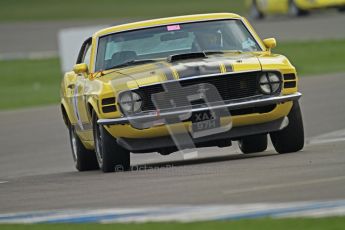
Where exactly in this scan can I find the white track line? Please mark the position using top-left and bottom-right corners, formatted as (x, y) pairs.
(308, 129), (345, 145)
(223, 176), (345, 195)
(0, 181), (8, 184)
(0, 201), (345, 223)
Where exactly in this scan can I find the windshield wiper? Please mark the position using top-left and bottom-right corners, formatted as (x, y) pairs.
(203, 50), (224, 55)
(168, 50), (241, 62)
(204, 50), (243, 54)
(106, 59), (156, 70)
(226, 50), (243, 54)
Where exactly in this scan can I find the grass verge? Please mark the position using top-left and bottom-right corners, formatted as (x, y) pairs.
(0, 58), (61, 110)
(275, 39), (345, 76)
(1, 217), (345, 230)
(0, 39), (344, 110)
(0, 0), (244, 22)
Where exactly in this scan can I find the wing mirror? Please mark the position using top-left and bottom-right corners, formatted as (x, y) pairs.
(73, 63), (89, 74)
(263, 38), (277, 53)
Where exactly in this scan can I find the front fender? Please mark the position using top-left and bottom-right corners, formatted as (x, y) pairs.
(61, 98), (76, 127)
(86, 96), (101, 120)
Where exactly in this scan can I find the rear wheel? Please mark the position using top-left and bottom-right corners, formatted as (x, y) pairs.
(238, 134), (268, 154)
(93, 112), (130, 173)
(289, 0), (309, 17)
(339, 7), (345, 13)
(250, 1), (265, 20)
(68, 123), (99, 171)
(270, 101), (304, 154)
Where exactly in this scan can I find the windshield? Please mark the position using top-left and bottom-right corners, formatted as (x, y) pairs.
(95, 19), (262, 71)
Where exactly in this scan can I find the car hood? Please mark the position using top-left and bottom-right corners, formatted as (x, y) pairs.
(102, 53), (264, 91)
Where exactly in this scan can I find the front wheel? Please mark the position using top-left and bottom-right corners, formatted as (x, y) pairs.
(93, 112), (130, 173)
(338, 7), (345, 13)
(238, 134), (268, 154)
(68, 123), (99, 171)
(270, 101), (304, 154)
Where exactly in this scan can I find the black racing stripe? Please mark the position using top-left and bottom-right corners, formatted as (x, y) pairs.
(174, 62), (221, 79)
(222, 61), (234, 72)
(155, 63), (175, 80)
(226, 63), (234, 72)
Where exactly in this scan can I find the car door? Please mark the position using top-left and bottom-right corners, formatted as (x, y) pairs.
(69, 38), (93, 135)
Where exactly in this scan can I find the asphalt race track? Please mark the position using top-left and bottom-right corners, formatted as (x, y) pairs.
(1, 12), (345, 215)
(0, 73), (344, 213)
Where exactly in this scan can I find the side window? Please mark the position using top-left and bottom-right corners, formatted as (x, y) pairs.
(76, 37), (92, 64)
(82, 45), (91, 65)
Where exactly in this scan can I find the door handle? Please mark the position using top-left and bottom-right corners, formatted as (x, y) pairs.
(67, 84), (76, 89)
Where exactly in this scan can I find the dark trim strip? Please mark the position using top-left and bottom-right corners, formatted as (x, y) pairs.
(284, 81), (297, 88)
(284, 73), (296, 81)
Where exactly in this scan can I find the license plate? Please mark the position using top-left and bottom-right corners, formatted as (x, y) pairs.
(191, 110), (220, 133)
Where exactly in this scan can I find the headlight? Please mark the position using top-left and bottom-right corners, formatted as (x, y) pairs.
(259, 72), (281, 95)
(119, 91), (142, 113)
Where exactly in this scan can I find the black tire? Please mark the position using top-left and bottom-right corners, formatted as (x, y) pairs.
(93, 112), (130, 173)
(289, 0), (309, 17)
(339, 7), (345, 13)
(270, 101), (305, 154)
(250, 1), (265, 20)
(68, 123), (99, 171)
(238, 134), (268, 154)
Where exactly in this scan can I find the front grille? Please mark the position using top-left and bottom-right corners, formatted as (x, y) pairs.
(134, 72), (261, 111)
(230, 104), (276, 116)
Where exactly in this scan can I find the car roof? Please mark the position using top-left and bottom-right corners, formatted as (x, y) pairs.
(94, 13), (241, 38)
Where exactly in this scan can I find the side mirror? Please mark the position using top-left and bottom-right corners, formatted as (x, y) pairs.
(73, 63), (89, 74)
(263, 38), (277, 52)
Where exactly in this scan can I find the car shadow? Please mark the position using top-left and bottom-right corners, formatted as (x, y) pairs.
(130, 151), (278, 171)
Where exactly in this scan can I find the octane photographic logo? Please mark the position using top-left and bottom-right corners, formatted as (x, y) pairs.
(119, 79), (232, 160)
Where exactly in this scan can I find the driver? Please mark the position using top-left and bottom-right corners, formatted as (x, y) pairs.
(193, 29), (222, 51)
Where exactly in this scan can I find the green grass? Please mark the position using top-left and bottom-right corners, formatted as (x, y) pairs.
(0, 58), (61, 110)
(1, 217), (345, 230)
(1, 39), (344, 110)
(275, 39), (345, 76)
(0, 0), (244, 22)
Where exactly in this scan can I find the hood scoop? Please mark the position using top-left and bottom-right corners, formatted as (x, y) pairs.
(168, 52), (206, 62)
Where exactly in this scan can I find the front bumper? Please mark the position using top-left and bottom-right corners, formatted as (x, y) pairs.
(117, 116), (289, 152)
(98, 92), (302, 127)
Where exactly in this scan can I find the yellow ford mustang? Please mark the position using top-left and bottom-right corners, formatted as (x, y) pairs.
(60, 13), (304, 173)
(246, 0), (345, 18)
